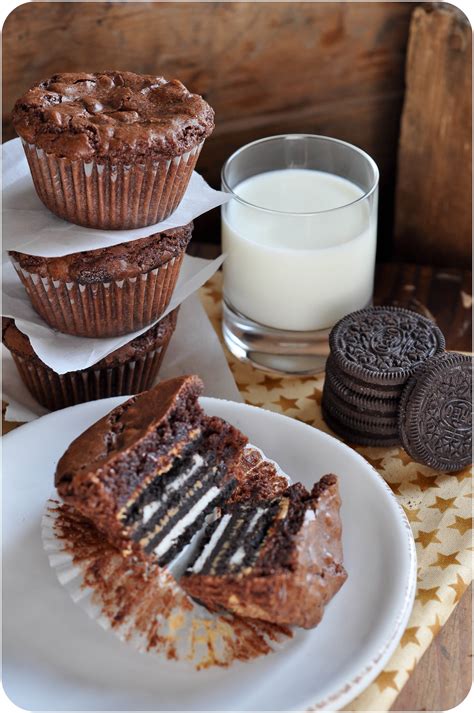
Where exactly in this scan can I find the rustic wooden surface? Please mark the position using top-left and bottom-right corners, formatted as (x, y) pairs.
(391, 583), (472, 711)
(373, 262), (472, 351)
(394, 4), (472, 269)
(2, 0), (414, 258)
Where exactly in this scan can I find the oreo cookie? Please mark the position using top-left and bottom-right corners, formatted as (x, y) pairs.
(326, 356), (404, 400)
(323, 380), (398, 424)
(399, 353), (472, 472)
(322, 396), (399, 435)
(329, 306), (446, 386)
(322, 403), (401, 447)
(322, 373), (400, 446)
(322, 306), (449, 451)
(325, 361), (400, 414)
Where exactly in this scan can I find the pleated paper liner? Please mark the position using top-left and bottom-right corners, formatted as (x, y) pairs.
(41, 446), (294, 669)
(11, 252), (184, 338)
(7, 310), (178, 411)
(21, 139), (203, 229)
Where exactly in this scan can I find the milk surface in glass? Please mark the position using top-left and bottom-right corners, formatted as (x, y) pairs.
(222, 168), (377, 332)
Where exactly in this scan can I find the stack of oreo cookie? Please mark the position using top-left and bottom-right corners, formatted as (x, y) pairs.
(322, 306), (446, 448)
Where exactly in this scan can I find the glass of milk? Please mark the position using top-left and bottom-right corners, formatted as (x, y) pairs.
(221, 134), (379, 374)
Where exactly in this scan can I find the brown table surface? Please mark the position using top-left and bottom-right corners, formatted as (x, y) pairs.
(3, 250), (472, 710)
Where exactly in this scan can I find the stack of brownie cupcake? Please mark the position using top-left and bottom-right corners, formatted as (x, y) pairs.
(3, 71), (215, 411)
(323, 306), (472, 472)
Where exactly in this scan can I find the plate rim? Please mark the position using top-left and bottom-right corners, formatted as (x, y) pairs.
(3, 396), (417, 711)
(207, 398), (418, 711)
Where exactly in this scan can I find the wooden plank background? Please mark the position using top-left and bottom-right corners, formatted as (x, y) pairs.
(395, 4), (472, 269)
(3, 0), (413, 258)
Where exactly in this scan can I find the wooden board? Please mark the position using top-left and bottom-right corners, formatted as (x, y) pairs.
(2, 1), (414, 255)
(374, 262), (472, 351)
(392, 583), (472, 711)
(394, 4), (472, 268)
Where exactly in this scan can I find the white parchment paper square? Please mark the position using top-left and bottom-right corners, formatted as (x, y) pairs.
(2, 293), (242, 422)
(2, 138), (230, 257)
(2, 254), (224, 372)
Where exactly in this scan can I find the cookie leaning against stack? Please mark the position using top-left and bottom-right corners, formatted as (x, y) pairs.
(322, 306), (446, 447)
(399, 352), (472, 472)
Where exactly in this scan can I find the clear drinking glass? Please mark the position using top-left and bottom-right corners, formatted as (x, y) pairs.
(221, 134), (379, 375)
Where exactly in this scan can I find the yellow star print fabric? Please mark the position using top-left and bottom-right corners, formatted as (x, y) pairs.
(200, 274), (472, 712)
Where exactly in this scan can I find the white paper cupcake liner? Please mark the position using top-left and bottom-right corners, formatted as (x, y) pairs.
(11, 252), (184, 337)
(22, 140), (203, 229)
(41, 446), (294, 668)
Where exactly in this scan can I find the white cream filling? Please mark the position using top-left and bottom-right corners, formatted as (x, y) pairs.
(141, 454), (205, 525)
(142, 501), (161, 525)
(168, 453), (204, 492)
(304, 509), (316, 521)
(229, 546), (246, 567)
(153, 486), (221, 559)
(191, 513), (232, 573)
(247, 507), (265, 531)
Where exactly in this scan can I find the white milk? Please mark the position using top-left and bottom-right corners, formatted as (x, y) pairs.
(222, 169), (377, 331)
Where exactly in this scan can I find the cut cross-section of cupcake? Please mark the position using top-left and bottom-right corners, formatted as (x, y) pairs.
(181, 475), (347, 629)
(55, 376), (248, 564)
(120, 420), (243, 566)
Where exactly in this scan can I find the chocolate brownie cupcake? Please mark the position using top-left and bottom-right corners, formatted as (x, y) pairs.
(2, 311), (178, 411)
(9, 223), (191, 338)
(12, 71), (214, 229)
(55, 376), (248, 562)
(182, 477), (347, 629)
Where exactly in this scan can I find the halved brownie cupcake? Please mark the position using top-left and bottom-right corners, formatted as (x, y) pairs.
(2, 310), (178, 411)
(12, 71), (214, 229)
(55, 376), (248, 562)
(53, 376), (347, 629)
(181, 476), (347, 628)
(9, 223), (191, 338)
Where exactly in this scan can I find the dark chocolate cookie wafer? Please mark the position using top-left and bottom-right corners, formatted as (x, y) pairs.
(329, 307), (446, 386)
(325, 362), (400, 415)
(326, 356), (403, 400)
(399, 353), (472, 472)
(323, 382), (399, 428)
(322, 396), (399, 435)
(322, 403), (400, 447)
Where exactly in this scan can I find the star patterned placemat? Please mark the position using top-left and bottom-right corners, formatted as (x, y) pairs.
(200, 273), (472, 712)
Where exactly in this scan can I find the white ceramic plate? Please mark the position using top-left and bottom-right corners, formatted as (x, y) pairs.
(3, 397), (416, 711)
